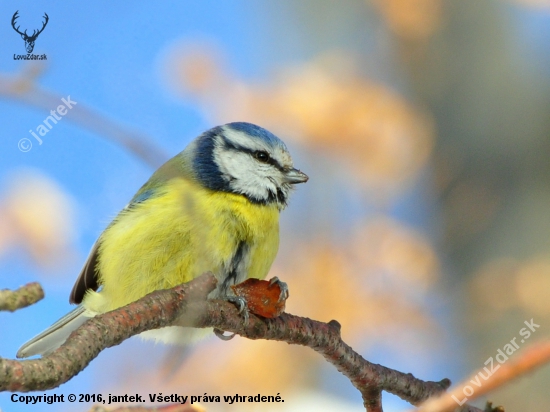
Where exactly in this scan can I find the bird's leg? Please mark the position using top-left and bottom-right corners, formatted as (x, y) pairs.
(213, 295), (250, 341)
(268, 276), (289, 301)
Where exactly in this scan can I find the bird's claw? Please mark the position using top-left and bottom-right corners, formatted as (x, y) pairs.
(214, 328), (235, 341)
(225, 295), (250, 325)
(269, 276), (289, 302)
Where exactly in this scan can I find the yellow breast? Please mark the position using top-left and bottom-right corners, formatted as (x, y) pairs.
(83, 177), (280, 314)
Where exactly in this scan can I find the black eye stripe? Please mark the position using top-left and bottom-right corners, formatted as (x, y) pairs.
(221, 135), (285, 172)
(252, 150), (282, 169)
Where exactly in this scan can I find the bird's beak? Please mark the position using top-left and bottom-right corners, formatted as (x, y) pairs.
(284, 168), (309, 184)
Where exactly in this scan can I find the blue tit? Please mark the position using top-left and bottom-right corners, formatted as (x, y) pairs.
(17, 122), (308, 358)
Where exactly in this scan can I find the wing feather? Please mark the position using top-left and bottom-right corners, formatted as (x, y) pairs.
(69, 240), (100, 304)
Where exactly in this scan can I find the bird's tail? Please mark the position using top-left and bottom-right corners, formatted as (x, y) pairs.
(17, 306), (92, 358)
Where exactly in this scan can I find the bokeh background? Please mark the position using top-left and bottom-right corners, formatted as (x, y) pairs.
(1, 1), (550, 411)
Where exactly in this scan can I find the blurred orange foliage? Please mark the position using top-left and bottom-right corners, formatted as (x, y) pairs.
(471, 256), (550, 323)
(0, 169), (76, 268)
(162, 46), (434, 196)
(372, 0), (444, 41)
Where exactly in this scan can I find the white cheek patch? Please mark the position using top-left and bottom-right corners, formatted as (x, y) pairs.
(213, 145), (278, 200)
(215, 150), (252, 181)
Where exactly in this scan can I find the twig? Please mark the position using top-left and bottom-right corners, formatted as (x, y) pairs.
(185, 302), (451, 409)
(0, 64), (168, 168)
(0, 274), (507, 411)
(0, 282), (44, 312)
(416, 341), (550, 412)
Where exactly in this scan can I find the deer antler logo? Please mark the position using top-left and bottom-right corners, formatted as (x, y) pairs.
(11, 11), (49, 54)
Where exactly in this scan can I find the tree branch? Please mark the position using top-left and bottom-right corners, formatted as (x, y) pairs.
(0, 273), (216, 393)
(184, 300), (450, 409)
(0, 65), (168, 168)
(0, 273), (491, 411)
(417, 340), (550, 412)
(0, 282), (44, 312)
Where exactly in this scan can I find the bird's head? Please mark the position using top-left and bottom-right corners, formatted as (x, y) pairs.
(191, 122), (308, 209)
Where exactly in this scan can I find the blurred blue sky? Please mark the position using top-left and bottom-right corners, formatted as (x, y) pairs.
(2, 1), (550, 412)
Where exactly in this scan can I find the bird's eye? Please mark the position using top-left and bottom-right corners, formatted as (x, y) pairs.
(254, 151), (270, 163)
